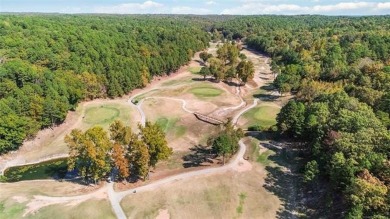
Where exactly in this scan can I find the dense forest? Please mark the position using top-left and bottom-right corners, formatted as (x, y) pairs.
(215, 15), (390, 218)
(0, 15), (209, 154)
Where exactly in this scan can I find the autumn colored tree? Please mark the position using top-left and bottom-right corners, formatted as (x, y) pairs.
(112, 142), (129, 179)
(139, 121), (172, 169)
(65, 127), (112, 183)
(109, 120), (133, 145)
(129, 137), (150, 180)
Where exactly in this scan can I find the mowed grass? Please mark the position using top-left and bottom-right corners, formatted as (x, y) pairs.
(81, 102), (135, 130)
(189, 66), (202, 74)
(156, 117), (186, 138)
(84, 106), (120, 125)
(243, 105), (280, 128)
(121, 168), (280, 219)
(189, 86), (223, 98)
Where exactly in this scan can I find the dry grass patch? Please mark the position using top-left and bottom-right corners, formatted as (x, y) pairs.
(121, 167), (281, 219)
(27, 199), (115, 219)
(0, 181), (103, 218)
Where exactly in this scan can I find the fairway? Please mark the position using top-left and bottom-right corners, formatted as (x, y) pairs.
(84, 106), (120, 125)
(189, 86), (223, 98)
(242, 105), (280, 128)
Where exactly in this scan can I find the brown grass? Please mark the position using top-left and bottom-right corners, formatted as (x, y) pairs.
(121, 163), (281, 219)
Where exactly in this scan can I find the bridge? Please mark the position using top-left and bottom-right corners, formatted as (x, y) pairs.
(193, 112), (224, 125)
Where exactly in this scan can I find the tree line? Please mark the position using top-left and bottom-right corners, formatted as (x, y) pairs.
(66, 120), (172, 183)
(215, 15), (390, 218)
(0, 15), (209, 154)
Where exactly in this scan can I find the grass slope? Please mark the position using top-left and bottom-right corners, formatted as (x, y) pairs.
(156, 117), (186, 138)
(243, 105), (280, 128)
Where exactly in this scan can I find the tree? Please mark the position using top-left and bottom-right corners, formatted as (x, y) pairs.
(140, 66), (150, 87)
(112, 143), (129, 180)
(65, 127), (112, 183)
(199, 51), (212, 64)
(199, 66), (211, 80)
(130, 137), (150, 180)
(347, 169), (388, 217)
(236, 60), (255, 85)
(276, 100), (306, 138)
(212, 133), (232, 165)
(0, 113), (29, 154)
(209, 118), (243, 165)
(109, 120), (133, 145)
(139, 121), (172, 169)
(209, 57), (225, 82)
(304, 160), (319, 182)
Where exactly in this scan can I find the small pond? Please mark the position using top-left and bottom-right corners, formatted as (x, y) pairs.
(3, 158), (68, 182)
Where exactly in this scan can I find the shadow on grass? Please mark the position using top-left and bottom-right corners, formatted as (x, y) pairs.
(191, 77), (220, 83)
(182, 145), (218, 168)
(194, 60), (206, 66)
(248, 134), (316, 218)
(264, 149), (307, 219)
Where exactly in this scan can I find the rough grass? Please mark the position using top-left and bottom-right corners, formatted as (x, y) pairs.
(0, 202), (24, 218)
(0, 181), (107, 219)
(189, 86), (223, 98)
(121, 167), (281, 219)
(243, 105), (280, 128)
(161, 78), (192, 87)
(132, 89), (159, 103)
(257, 150), (276, 166)
(28, 199), (116, 219)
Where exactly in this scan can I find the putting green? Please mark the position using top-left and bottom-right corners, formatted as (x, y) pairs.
(84, 106), (120, 125)
(243, 105), (280, 128)
(189, 86), (223, 98)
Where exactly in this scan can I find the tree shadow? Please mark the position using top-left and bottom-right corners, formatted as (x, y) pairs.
(191, 77), (220, 83)
(249, 135), (315, 218)
(263, 147), (309, 219)
(182, 144), (217, 168)
(260, 76), (273, 80)
(223, 80), (241, 87)
(194, 60), (206, 66)
(260, 83), (275, 91)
